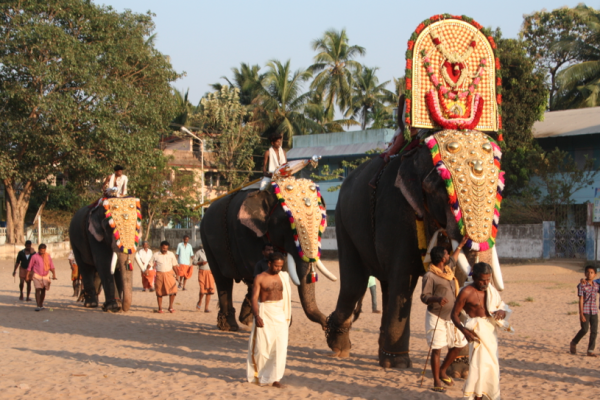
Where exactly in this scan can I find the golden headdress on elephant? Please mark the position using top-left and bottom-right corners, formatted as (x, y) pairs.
(405, 14), (504, 253)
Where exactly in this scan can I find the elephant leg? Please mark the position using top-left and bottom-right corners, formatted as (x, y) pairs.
(378, 272), (419, 369)
(238, 283), (253, 326)
(79, 262), (99, 308)
(89, 246), (120, 313)
(326, 223), (369, 358)
(378, 280), (389, 352)
(204, 243), (238, 331)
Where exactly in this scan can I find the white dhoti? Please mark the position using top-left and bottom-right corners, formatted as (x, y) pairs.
(425, 310), (468, 350)
(247, 271), (292, 385)
(461, 284), (514, 400)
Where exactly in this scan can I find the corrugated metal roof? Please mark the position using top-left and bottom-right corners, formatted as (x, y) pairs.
(533, 107), (600, 138)
(287, 142), (388, 159)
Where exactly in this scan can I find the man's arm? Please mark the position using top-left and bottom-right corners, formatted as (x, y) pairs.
(579, 294), (586, 323)
(451, 235), (469, 264)
(251, 275), (264, 328)
(263, 150), (270, 177)
(451, 287), (478, 342)
(12, 252), (21, 276)
(420, 274), (446, 306)
(122, 176), (128, 196)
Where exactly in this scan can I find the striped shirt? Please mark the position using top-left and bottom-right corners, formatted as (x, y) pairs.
(578, 281), (599, 315)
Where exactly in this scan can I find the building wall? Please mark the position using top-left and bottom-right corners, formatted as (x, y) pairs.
(495, 224), (544, 259)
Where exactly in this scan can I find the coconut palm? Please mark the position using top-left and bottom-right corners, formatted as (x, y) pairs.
(309, 29), (366, 123)
(348, 67), (393, 130)
(211, 62), (265, 106)
(171, 88), (195, 127)
(304, 95), (360, 133)
(553, 5), (600, 109)
(253, 59), (321, 146)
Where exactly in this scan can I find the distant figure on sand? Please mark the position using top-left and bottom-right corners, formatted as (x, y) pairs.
(421, 237), (468, 393)
(175, 235), (194, 290)
(253, 243), (273, 277)
(12, 240), (36, 302)
(193, 244), (215, 312)
(136, 241), (155, 292)
(260, 135), (286, 190)
(68, 250), (81, 297)
(149, 241), (179, 313)
(452, 262), (513, 400)
(248, 252), (291, 388)
(571, 266), (599, 356)
(26, 244), (57, 311)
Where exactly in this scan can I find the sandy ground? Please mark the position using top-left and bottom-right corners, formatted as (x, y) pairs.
(0, 257), (598, 399)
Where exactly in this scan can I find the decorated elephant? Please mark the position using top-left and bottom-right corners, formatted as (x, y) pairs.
(200, 176), (337, 331)
(325, 15), (506, 369)
(69, 197), (142, 312)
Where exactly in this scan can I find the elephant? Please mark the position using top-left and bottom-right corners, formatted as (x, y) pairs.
(69, 197), (140, 312)
(200, 178), (337, 332)
(325, 129), (505, 369)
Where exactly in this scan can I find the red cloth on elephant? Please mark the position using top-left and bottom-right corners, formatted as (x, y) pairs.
(176, 264), (193, 279)
(142, 269), (156, 290)
(155, 271), (178, 296)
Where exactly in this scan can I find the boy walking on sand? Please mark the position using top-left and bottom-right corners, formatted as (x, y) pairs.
(571, 265), (599, 356)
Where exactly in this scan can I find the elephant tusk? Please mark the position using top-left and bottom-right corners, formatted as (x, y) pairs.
(111, 252), (118, 275)
(451, 240), (472, 282)
(316, 259), (337, 281)
(287, 253), (301, 286)
(491, 246), (505, 291)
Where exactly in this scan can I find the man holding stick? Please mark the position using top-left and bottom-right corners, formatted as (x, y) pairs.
(452, 262), (513, 400)
(420, 236), (468, 393)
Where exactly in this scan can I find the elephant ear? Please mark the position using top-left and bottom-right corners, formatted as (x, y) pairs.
(395, 148), (427, 219)
(239, 189), (277, 237)
(88, 207), (105, 242)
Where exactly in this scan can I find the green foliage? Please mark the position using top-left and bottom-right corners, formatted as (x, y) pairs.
(212, 63), (265, 107)
(192, 86), (260, 189)
(311, 150), (380, 192)
(0, 0), (180, 243)
(30, 183), (91, 214)
(349, 67), (394, 130)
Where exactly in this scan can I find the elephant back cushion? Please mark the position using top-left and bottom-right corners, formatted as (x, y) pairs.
(103, 198), (142, 254)
(404, 15), (502, 139)
(271, 177), (327, 263)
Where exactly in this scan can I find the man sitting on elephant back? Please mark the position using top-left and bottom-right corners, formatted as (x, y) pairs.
(247, 252), (291, 388)
(421, 236), (468, 393)
(149, 241), (179, 313)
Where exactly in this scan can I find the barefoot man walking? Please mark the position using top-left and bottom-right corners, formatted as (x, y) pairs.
(452, 262), (513, 400)
(247, 252), (291, 388)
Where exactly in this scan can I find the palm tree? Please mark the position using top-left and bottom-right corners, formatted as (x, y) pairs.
(171, 88), (195, 127)
(211, 63), (265, 106)
(304, 96), (360, 133)
(348, 67), (393, 130)
(553, 5), (600, 109)
(253, 59), (321, 146)
(309, 29), (366, 123)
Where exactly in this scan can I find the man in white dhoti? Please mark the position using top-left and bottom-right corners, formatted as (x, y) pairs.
(260, 135), (287, 190)
(452, 262), (514, 400)
(247, 252), (291, 388)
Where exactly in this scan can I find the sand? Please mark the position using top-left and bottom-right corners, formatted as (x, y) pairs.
(0, 257), (598, 399)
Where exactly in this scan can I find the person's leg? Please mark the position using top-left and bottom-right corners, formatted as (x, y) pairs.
(572, 316), (590, 353)
(204, 294), (212, 312)
(40, 288), (46, 308)
(369, 285), (379, 312)
(157, 295), (163, 311)
(26, 280), (32, 301)
(18, 278), (24, 300)
(35, 289), (42, 308)
(431, 348), (442, 388)
(182, 277), (187, 290)
(168, 294), (176, 311)
(197, 293), (204, 309)
(439, 346), (463, 384)
(588, 314), (598, 354)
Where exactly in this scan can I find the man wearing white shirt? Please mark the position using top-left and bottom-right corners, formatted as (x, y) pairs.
(102, 165), (128, 197)
(149, 241), (179, 313)
(135, 241), (154, 292)
(175, 235), (194, 290)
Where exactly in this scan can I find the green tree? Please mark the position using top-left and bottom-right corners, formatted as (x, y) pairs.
(494, 30), (548, 196)
(253, 59), (321, 146)
(211, 63), (265, 107)
(304, 92), (359, 133)
(172, 88), (196, 128)
(521, 6), (594, 109)
(0, 1), (180, 243)
(309, 29), (366, 122)
(554, 5), (600, 109)
(193, 86), (261, 190)
(349, 66), (393, 130)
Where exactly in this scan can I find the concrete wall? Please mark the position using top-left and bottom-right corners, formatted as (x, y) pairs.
(495, 224), (543, 259)
(0, 241), (71, 260)
(292, 129), (395, 148)
(148, 227), (202, 249)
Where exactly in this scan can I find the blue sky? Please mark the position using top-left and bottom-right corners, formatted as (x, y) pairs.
(99, 0), (591, 105)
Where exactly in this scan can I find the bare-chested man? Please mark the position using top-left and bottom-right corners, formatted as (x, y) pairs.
(247, 252), (292, 388)
(452, 262), (512, 400)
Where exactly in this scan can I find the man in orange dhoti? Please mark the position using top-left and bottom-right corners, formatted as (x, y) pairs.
(136, 241), (155, 292)
(193, 245), (215, 312)
(175, 235), (194, 290)
(149, 241), (179, 313)
(68, 250), (81, 297)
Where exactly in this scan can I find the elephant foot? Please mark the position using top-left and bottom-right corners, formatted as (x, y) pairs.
(217, 309), (239, 331)
(379, 351), (412, 369)
(325, 314), (352, 358)
(84, 301), (98, 308)
(447, 355), (469, 379)
(238, 297), (253, 326)
(102, 300), (122, 313)
(328, 348), (351, 358)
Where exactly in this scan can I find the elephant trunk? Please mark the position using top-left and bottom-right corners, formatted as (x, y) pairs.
(291, 256), (327, 328)
(115, 253), (133, 311)
(461, 247), (504, 291)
